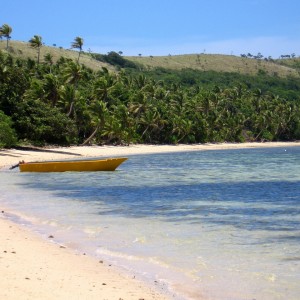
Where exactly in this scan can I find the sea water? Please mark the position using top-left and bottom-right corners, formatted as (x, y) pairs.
(1, 147), (299, 300)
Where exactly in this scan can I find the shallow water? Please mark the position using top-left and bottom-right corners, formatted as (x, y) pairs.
(1, 147), (300, 299)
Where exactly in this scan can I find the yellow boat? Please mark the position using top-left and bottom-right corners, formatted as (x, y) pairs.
(18, 157), (128, 172)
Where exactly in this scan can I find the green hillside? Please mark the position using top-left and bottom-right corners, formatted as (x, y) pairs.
(125, 54), (300, 78)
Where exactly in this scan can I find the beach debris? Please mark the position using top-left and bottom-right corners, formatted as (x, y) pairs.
(1, 210), (4, 213)
(102, 283), (107, 285)
(48, 235), (54, 239)
(99, 260), (103, 263)
(9, 163), (20, 170)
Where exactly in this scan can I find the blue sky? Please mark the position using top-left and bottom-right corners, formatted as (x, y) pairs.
(2, 0), (300, 58)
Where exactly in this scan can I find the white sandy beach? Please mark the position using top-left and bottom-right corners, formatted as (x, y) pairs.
(0, 142), (299, 299)
(1, 142), (299, 170)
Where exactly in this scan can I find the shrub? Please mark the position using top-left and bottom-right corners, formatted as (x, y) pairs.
(14, 99), (78, 145)
(0, 110), (18, 148)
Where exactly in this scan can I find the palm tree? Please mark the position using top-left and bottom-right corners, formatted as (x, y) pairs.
(44, 53), (54, 73)
(62, 61), (83, 116)
(101, 115), (119, 144)
(93, 72), (117, 105)
(62, 61), (83, 86)
(42, 73), (61, 107)
(58, 84), (76, 116)
(0, 24), (12, 50)
(171, 115), (193, 143)
(81, 100), (108, 145)
(71, 36), (84, 63)
(29, 35), (43, 64)
(139, 108), (160, 142)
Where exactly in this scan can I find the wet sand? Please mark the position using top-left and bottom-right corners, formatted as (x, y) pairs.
(0, 213), (171, 300)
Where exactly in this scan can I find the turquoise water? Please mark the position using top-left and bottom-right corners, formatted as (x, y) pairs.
(1, 147), (300, 299)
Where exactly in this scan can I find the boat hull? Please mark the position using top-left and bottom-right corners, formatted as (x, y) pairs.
(19, 158), (128, 172)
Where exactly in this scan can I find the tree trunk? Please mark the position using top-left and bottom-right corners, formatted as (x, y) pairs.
(37, 48), (40, 64)
(81, 124), (100, 145)
(67, 101), (74, 117)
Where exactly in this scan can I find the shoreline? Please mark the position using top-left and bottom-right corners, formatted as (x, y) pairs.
(1, 141), (299, 299)
(0, 212), (172, 300)
(1, 141), (299, 170)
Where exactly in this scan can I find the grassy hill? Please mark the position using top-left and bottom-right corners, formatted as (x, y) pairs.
(0, 40), (115, 71)
(276, 56), (300, 70)
(1, 40), (300, 78)
(125, 54), (300, 78)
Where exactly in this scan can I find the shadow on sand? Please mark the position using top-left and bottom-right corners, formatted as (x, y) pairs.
(0, 146), (83, 157)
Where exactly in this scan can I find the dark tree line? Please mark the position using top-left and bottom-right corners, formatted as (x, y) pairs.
(240, 52), (297, 60)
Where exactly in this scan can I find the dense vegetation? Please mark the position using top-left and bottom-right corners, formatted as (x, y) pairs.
(0, 47), (300, 147)
(125, 67), (300, 101)
(92, 51), (137, 69)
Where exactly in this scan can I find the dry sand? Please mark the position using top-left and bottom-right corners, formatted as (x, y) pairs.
(0, 142), (299, 299)
(1, 142), (299, 170)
